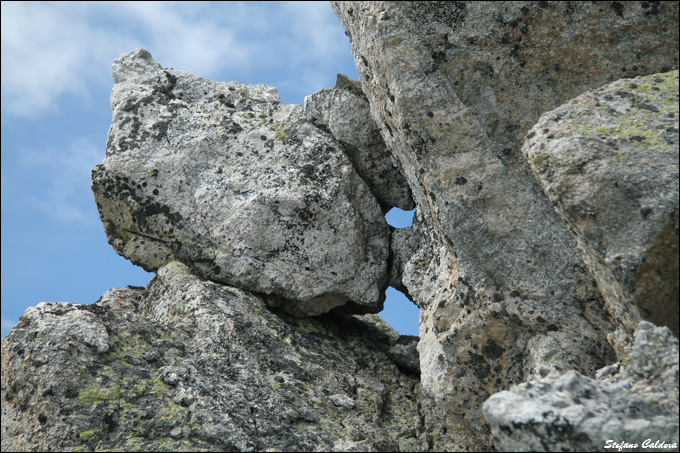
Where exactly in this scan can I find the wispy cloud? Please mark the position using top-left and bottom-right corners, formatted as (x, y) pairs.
(0, 2), (134, 117)
(1, 1), (352, 118)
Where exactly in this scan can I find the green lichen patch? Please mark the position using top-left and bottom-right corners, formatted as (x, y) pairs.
(78, 384), (122, 406)
(574, 70), (679, 152)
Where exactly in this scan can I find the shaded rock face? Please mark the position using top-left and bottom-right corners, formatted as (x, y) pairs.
(332, 0), (677, 427)
(1, 262), (491, 452)
(93, 47), (389, 317)
(483, 321), (679, 451)
(304, 73), (414, 212)
(524, 71), (680, 345)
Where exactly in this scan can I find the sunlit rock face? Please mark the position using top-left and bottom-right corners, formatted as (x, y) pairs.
(332, 0), (678, 430)
(92, 47), (389, 317)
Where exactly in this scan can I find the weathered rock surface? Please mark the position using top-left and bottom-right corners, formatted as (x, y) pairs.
(92, 47), (389, 317)
(3, 3), (680, 452)
(483, 321), (679, 452)
(1, 262), (490, 452)
(524, 70), (680, 345)
(332, 0), (678, 428)
(304, 74), (414, 212)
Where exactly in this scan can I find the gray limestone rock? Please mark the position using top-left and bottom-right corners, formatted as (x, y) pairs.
(1, 262), (491, 452)
(483, 321), (679, 452)
(332, 0), (677, 429)
(523, 71), (680, 345)
(92, 47), (389, 317)
(304, 74), (414, 212)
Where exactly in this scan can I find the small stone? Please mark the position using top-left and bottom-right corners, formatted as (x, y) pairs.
(329, 394), (355, 409)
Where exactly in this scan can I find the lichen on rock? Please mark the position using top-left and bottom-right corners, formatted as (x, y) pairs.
(93, 47), (389, 317)
(1, 263), (489, 452)
(524, 70), (680, 349)
(3, 2), (680, 452)
(483, 321), (679, 452)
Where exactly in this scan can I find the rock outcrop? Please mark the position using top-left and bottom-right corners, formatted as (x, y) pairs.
(93, 47), (389, 317)
(483, 321), (679, 451)
(332, 0), (678, 428)
(524, 70), (680, 348)
(1, 262), (489, 452)
(304, 74), (414, 212)
(2, 2), (679, 452)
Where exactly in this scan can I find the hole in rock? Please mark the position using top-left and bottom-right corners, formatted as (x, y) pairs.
(385, 207), (415, 228)
(379, 286), (419, 336)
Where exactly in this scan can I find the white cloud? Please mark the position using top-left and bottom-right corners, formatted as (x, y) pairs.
(0, 1), (247, 118)
(1, 2), (134, 117)
(1, 1), (355, 117)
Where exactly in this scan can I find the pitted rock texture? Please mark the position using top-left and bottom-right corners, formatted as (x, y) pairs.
(92, 47), (389, 317)
(524, 71), (680, 344)
(1, 262), (491, 452)
(483, 321), (679, 452)
(331, 0), (680, 428)
(304, 73), (414, 212)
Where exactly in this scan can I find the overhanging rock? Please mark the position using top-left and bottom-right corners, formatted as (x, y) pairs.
(92, 47), (389, 317)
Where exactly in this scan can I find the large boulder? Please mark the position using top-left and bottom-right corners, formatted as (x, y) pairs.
(483, 321), (679, 452)
(524, 71), (679, 346)
(92, 48), (389, 317)
(332, 0), (678, 428)
(1, 262), (491, 452)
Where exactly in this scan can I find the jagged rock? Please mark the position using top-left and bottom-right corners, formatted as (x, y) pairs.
(483, 321), (679, 452)
(523, 71), (680, 346)
(1, 262), (491, 452)
(332, 0), (677, 429)
(304, 74), (414, 212)
(387, 225), (419, 296)
(92, 47), (389, 317)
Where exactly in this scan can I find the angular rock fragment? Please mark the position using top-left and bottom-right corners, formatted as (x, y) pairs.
(1, 262), (491, 452)
(333, 1), (678, 429)
(92, 47), (389, 316)
(483, 321), (679, 452)
(304, 74), (414, 212)
(524, 71), (680, 345)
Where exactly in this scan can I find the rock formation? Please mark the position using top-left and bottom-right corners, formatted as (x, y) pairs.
(2, 2), (679, 451)
(524, 70), (679, 349)
(483, 321), (679, 451)
(1, 262), (488, 452)
(304, 73), (414, 213)
(331, 0), (678, 428)
(93, 47), (389, 317)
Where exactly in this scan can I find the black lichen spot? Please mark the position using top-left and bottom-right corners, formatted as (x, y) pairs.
(642, 1), (662, 16)
(610, 2), (624, 17)
(492, 292), (505, 302)
(547, 324), (559, 332)
(482, 339), (505, 360)
(38, 414), (47, 424)
(153, 189), (160, 196)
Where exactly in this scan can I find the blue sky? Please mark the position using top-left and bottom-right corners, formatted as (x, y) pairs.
(1, 1), (418, 338)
